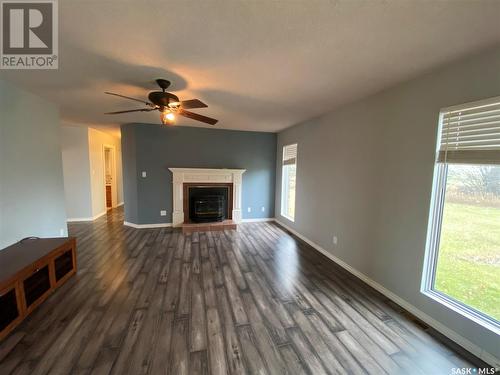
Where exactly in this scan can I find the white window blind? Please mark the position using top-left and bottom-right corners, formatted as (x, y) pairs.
(283, 143), (297, 166)
(438, 96), (500, 164)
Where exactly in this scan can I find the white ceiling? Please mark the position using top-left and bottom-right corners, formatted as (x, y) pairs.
(2, 0), (500, 136)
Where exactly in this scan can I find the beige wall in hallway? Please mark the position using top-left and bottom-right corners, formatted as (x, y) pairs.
(61, 126), (123, 220)
(88, 128), (124, 218)
(61, 126), (93, 220)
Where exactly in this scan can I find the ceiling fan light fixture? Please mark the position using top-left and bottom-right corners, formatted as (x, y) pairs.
(104, 79), (217, 125)
(160, 110), (175, 124)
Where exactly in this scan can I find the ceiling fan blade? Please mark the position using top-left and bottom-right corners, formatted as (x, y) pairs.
(180, 99), (208, 109)
(104, 108), (156, 114)
(179, 109), (218, 125)
(104, 91), (152, 106)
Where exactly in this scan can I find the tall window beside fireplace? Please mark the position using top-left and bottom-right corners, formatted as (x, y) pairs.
(281, 143), (297, 221)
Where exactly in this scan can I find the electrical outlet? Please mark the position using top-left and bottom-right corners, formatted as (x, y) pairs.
(247, 207), (252, 213)
(141, 171), (147, 178)
(160, 210), (167, 216)
(261, 206), (265, 212)
(333, 235), (338, 246)
(60, 228), (65, 236)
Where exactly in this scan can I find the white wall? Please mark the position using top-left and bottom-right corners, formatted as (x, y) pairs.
(61, 126), (93, 220)
(0, 80), (68, 249)
(276, 46), (500, 364)
(88, 128), (123, 218)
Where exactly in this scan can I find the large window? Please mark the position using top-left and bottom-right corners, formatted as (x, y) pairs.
(281, 143), (297, 221)
(424, 97), (500, 330)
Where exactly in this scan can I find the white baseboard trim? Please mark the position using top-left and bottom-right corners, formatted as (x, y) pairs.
(67, 210), (106, 222)
(241, 217), (275, 223)
(67, 217), (93, 222)
(274, 219), (499, 368)
(123, 221), (172, 229)
(116, 202), (124, 207)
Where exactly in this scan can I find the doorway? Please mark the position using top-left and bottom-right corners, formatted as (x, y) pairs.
(103, 145), (117, 210)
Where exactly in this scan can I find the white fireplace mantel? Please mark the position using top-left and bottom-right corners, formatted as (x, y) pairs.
(169, 168), (246, 227)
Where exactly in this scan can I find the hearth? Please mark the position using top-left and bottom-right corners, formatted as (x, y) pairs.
(188, 186), (229, 223)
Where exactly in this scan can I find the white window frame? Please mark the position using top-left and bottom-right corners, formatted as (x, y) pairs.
(422, 104), (500, 334)
(281, 143), (297, 222)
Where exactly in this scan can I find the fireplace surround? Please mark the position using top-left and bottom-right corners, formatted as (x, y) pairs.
(169, 168), (246, 227)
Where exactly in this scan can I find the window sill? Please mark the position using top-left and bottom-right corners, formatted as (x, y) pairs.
(422, 289), (500, 335)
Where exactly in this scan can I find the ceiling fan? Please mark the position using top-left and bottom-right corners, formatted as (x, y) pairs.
(104, 79), (218, 125)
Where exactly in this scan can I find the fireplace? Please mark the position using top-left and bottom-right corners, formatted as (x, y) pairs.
(183, 182), (233, 223)
(169, 168), (245, 227)
(188, 186), (229, 223)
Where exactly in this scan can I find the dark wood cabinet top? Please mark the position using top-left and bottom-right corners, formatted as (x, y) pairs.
(0, 238), (75, 285)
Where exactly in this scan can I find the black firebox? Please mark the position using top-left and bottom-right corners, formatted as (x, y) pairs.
(188, 186), (229, 223)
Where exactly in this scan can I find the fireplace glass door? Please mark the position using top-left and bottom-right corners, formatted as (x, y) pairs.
(189, 186), (229, 223)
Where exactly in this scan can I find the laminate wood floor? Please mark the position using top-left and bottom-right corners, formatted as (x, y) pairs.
(0, 208), (481, 374)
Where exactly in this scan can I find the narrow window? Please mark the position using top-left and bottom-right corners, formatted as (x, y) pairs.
(281, 143), (297, 221)
(423, 97), (500, 330)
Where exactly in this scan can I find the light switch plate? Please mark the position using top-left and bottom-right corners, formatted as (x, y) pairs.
(160, 210), (167, 216)
(333, 236), (338, 245)
(141, 171), (147, 178)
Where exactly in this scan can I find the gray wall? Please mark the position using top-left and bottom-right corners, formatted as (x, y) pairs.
(0, 79), (68, 249)
(122, 124), (276, 225)
(122, 125), (139, 224)
(61, 126), (93, 219)
(275, 46), (500, 360)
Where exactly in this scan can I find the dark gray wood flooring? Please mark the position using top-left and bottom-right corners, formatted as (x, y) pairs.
(0, 208), (480, 374)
